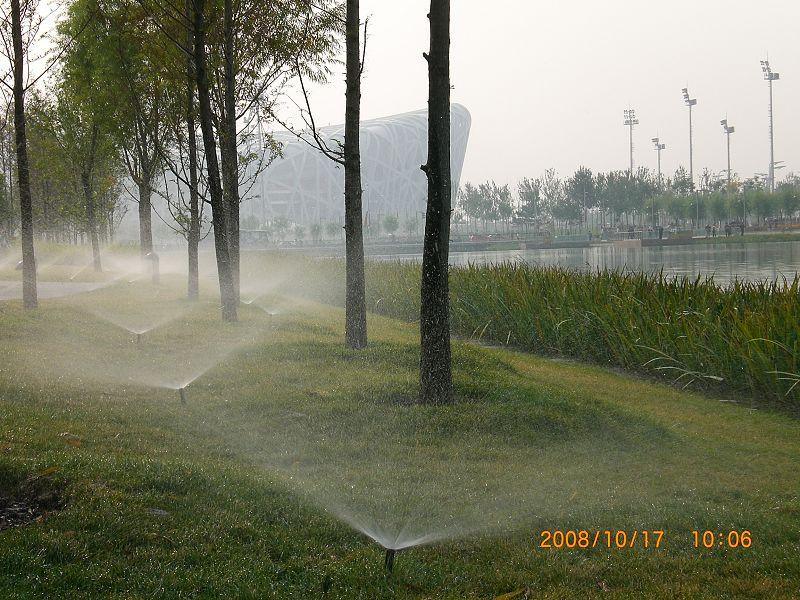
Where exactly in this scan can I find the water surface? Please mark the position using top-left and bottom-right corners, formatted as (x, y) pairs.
(384, 240), (800, 286)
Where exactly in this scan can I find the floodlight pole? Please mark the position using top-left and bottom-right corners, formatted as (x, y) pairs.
(769, 79), (774, 191)
(651, 136), (665, 228)
(652, 137), (665, 183)
(682, 88), (697, 188)
(629, 119), (634, 173)
(720, 119), (734, 187)
(761, 60), (780, 192)
(623, 109), (639, 173)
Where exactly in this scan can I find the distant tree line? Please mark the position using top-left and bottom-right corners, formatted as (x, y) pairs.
(458, 167), (800, 232)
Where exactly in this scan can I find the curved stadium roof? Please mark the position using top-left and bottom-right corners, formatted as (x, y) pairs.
(244, 104), (471, 226)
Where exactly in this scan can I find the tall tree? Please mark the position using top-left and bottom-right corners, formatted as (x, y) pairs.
(289, 2), (365, 348)
(192, 0), (237, 321)
(419, 0), (452, 404)
(10, 0), (37, 307)
(219, 0), (240, 303)
(540, 168), (563, 221)
(564, 166), (595, 225)
(60, 0), (181, 282)
(184, 0), (201, 300)
(343, 0), (367, 348)
(33, 86), (120, 272)
(80, 122), (102, 271)
(98, 0), (173, 281)
(517, 177), (542, 227)
(57, 0), (127, 272)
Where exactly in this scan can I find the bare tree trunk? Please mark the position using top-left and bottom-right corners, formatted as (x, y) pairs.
(193, 0), (236, 321)
(81, 172), (102, 272)
(344, 0), (367, 348)
(83, 124), (102, 271)
(11, 0), (37, 309)
(107, 206), (116, 242)
(419, 0), (452, 404)
(100, 209), (109, 244)
(137, 176), (159, 283)
(186, 0), (200, 301)
(138, 177), (153, 256)
(220, 0), (240, 304)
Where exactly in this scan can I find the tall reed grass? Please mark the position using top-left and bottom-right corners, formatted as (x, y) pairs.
(298, 258), (799, 405)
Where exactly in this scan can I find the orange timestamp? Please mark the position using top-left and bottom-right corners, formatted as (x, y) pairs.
(691, 530), (752, 548)
(537, 529), (665, 549)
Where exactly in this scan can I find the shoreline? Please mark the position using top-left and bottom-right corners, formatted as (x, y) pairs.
(237, 229), (800, 258)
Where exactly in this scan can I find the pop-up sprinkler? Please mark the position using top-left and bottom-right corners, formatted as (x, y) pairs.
(179, 387), (187, 404)
(136, 333), (142, 344)
(384, 549), (396, 573)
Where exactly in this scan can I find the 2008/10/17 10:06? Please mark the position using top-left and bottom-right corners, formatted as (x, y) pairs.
(537, 530), (753, 549)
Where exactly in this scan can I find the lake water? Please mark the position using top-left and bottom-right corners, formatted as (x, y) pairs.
(388, 240), (800, 286)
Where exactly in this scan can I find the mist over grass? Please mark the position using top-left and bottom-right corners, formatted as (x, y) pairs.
(0, 252), (798, 596)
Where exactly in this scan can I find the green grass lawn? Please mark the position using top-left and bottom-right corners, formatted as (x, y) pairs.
(1, 275), (799, 598)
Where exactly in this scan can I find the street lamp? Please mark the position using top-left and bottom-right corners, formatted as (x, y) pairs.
(760, 59), (780, 192)
(682, 87), (698, 226)
(652, 136), (666, 183)
(623, 108), (639, 173)
(720, 119), (735, 187)
(682, 88), (697, 188)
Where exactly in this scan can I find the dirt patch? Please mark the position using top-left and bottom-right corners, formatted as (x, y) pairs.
(0, 472), (65, 531)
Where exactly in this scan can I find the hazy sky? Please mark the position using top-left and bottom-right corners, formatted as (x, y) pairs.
(302, 1), (800, 190)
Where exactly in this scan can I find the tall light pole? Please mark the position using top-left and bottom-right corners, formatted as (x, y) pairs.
(720, 119), (735, 187)
(682, 88), (699, 226)
(623, 108), (639, 173)
(650, 137), (666, 228)
(760, 59), (780, 192)
(682, 87), (697, 188)
(652, 136), (666, 183)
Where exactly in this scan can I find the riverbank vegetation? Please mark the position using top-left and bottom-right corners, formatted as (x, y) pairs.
(288, 258), (800, 408)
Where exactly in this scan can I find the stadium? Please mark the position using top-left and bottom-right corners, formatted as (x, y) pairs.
(242, 104), (472, 227)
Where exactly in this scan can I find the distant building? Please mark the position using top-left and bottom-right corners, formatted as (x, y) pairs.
(242, 104), (471, 227)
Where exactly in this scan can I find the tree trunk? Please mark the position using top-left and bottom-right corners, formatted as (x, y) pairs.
(107, 206), (116, 242)
(137, 176), (158, 283)
(192, 0), (236, 321)
(100, 210), (109, 244)
(186, 0), (200, 301)
(220, 0), (240, 304)
(138, 177), (153, 256)
(11, 0), (37, 309)
(419, 0), (452, 404)
(82, 171), (102, 272)
(344, 0), (367, 349)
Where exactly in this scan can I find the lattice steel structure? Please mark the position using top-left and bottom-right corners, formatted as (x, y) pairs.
(243, 104), (471, 226)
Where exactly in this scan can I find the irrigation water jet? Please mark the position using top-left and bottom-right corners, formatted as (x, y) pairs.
(256, 305), (280, 319)
(69, 260), (94, 281)
(384, 549), (396, 573)
(88, 307), (189, 341)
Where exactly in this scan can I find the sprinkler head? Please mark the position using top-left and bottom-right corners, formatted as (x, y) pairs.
(179, 387), (187, 404)
(136, 333), (142, 344)
(384, 549), (396, 573)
